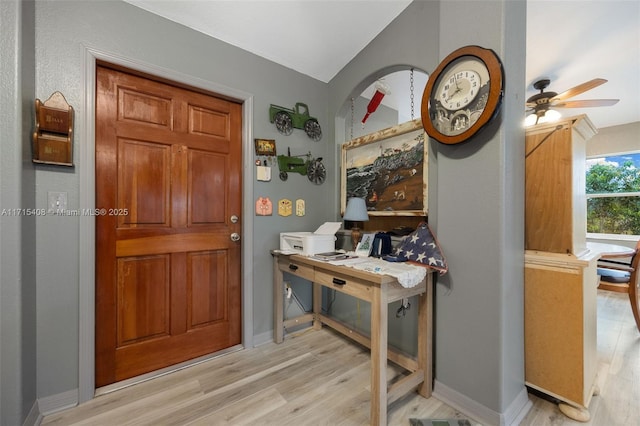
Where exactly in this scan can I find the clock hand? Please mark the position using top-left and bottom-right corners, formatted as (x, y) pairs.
(445, 86), (462, 103)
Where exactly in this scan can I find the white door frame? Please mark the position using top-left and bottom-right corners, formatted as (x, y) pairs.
(79, 46), (254, 402)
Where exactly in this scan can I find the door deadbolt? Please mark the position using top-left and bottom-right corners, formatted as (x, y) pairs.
(230, 215), (239, 223)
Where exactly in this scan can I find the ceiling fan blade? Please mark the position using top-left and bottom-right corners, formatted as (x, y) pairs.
(553, 99), (619, 108)
(550, 78), (608, 102)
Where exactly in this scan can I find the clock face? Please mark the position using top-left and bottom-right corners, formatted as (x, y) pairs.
(430, 56), (490, 136)
(437, 68), (481, 111)
(422, 46), (504, 145)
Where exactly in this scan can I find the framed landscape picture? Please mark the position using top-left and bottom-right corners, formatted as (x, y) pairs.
(341, 118), (428, 216)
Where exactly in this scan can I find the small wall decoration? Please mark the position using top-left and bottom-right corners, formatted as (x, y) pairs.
(268, 102), (322, 141)
(341, 118), (427, 216)
(295, 199), (305, 216)
(255, 159), (272, 182)
(255, 138), (277, 156)
(255, 197), (273, 216)
(33, 91), (74, 166)
(362, 79), (391, 125)
(278, 199), (292, 216)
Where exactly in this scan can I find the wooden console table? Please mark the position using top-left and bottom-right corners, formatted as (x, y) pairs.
(271, 252), (434, 426)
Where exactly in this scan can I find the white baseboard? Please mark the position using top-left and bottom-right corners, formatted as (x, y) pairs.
(504, 388), (533, 425)
(433, 381), (532, 426)
(23, 400), (42, 426)
(37, 389), (78, 417)
(252, 330), (274, 347)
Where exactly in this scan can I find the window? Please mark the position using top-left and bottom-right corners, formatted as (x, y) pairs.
(586, 152), (640, 235)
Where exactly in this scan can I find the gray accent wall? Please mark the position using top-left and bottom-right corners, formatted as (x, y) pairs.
(587, 121), (640, 157)
(328, 0), (528, 422)
(1, 0), (38, 424)
(1, 0), (535, 424)
(35, 0), (334, 399)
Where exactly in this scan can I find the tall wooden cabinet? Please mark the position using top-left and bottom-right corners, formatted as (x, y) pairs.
(525, 115), (596, 256)
(524, 115), (599, 420)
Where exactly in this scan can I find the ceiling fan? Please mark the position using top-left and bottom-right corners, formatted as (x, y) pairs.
(525, 78), (619, 125)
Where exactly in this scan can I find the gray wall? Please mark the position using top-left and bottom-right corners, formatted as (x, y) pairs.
(435, 0), (527, 416)
(29, 0), (333, 407)
(587, 121), (640, 157)
(10, 0), (624, 423)
(1, 0), (38, 424)
(329, 0), (528, 421)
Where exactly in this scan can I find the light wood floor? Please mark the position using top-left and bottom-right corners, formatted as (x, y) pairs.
(43, 291), (639, 426)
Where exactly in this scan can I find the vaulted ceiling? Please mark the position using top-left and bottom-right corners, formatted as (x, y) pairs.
(124, 0), (639, 129)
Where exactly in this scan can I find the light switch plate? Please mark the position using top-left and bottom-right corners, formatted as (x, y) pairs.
(48, 191), (67, 213)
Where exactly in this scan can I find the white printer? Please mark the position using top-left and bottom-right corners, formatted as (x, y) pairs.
(279, 222), (342, 256)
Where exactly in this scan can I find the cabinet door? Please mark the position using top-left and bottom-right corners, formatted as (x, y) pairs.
(525, 261), (597, 407)
(525, 116), (594, 254)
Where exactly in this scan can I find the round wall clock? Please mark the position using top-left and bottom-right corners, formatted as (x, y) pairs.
(421, 45), (504, 145)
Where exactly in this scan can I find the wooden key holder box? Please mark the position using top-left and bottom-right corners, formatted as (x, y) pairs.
(33, 91), (74, 166)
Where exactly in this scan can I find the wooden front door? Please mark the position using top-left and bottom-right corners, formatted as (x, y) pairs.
(95, 65), (242, 387)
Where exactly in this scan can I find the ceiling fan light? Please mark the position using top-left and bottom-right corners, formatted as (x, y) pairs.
(524, 113), (538, 127)
(543, 109), (561, 122)
(524, 109), (561, 127)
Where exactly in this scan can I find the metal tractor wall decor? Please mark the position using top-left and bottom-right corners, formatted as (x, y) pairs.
(276, 148), (326, 185)
(269, 102), (322, 141)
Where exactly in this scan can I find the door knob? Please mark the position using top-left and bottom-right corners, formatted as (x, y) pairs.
(230, 233), (240, 242)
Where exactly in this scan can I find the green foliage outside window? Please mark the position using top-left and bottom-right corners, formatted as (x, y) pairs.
(586, 159), (640, 235)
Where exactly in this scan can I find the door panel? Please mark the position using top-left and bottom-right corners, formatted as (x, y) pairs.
(118, 88), (173, 128)
(118, 139), (171, 227)
(189, 150), (226, 224)
(96, 65), (242, 387)
(117, 255), (171, 345)
(188, 250), (228, 328)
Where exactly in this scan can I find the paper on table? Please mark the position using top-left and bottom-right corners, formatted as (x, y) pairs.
(327, 257), (370, 266)
(313, 222), (342, 235)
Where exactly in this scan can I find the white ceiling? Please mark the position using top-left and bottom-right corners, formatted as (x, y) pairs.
(124, 0), (639, 129)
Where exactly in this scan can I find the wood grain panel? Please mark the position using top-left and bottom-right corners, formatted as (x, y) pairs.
(189, 104), (229, 138)
(188, 150), (226, 225)
(118, 87), (172, 128)
(188, 250), (227, 328)
(525, 265), (584, 405)
(118, 139), (170, 226)
(116, 233), (223, 257)
(117, 255), (170, 346)
(525, 116), (595, 255)
(525, 125), (573, 253)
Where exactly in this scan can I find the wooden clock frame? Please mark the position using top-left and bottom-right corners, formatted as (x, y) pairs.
(421, 45), (504, 145)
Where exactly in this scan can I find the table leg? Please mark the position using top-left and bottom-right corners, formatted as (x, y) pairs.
(417, 273), (433, 397)
(313, 282), (322, 330)
(272, 254), (284, 343)
(370, 283), (388, 426)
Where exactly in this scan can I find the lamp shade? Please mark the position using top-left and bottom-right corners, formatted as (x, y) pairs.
(343, 197), (369, 222)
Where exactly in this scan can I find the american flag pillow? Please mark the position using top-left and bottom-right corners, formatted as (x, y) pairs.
(395, 222), (448, 274)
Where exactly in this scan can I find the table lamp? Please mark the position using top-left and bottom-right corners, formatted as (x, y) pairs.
(344, 197), (369, 249)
